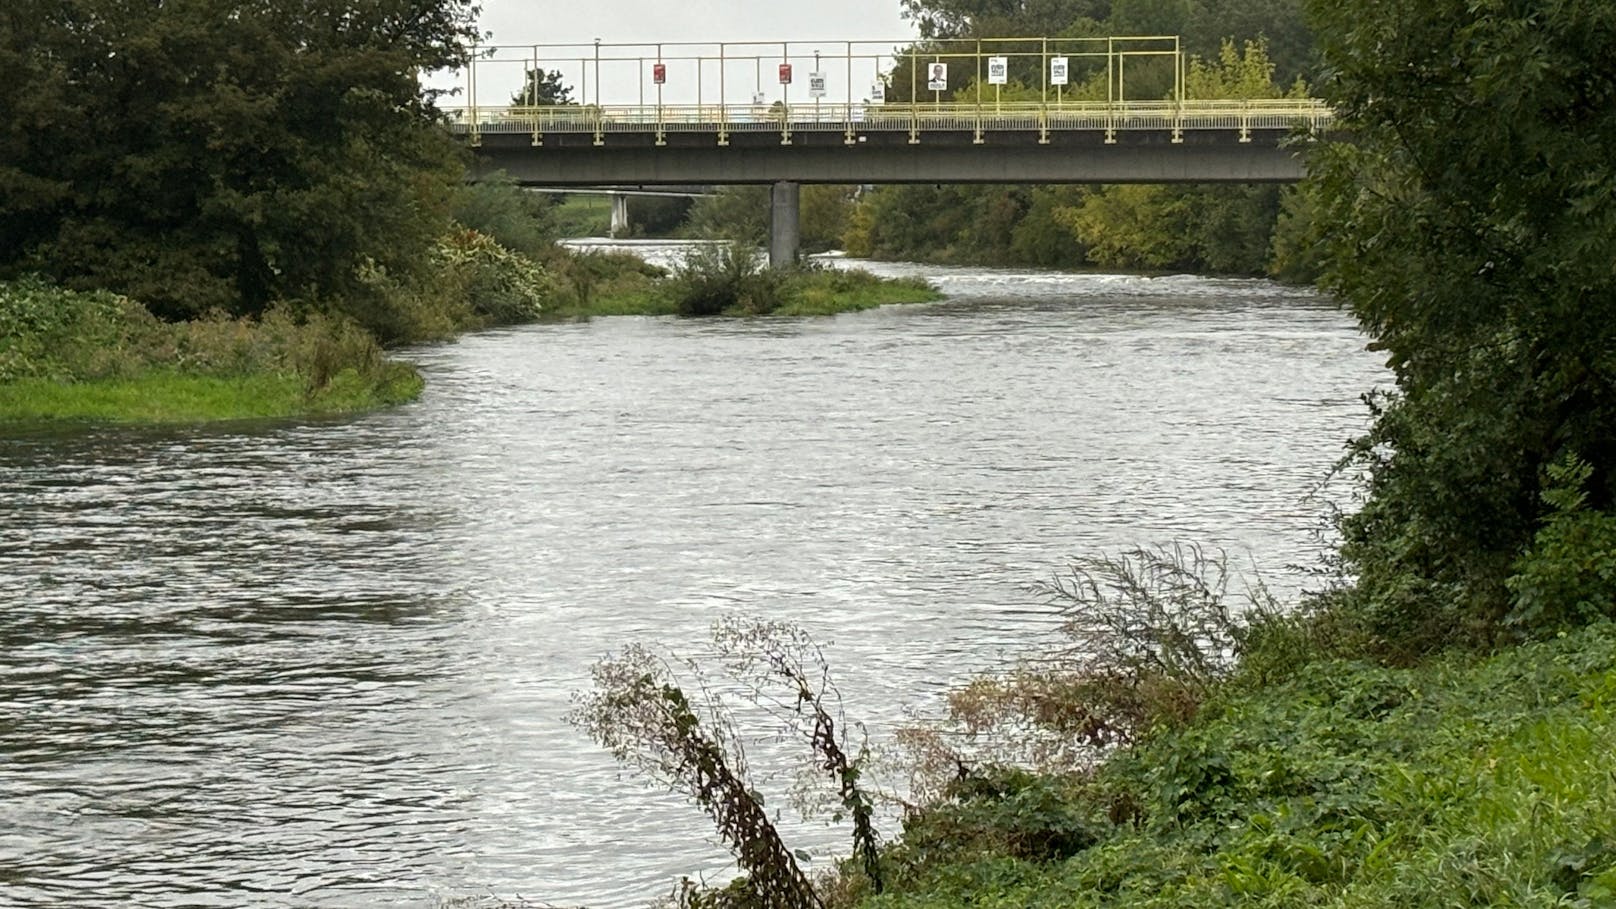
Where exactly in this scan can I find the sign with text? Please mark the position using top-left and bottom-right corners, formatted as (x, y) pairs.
(870, 80), (886, 103)
(987, 56), (1008, 85)
(778, 63), (793, 84)
(926, 61), (948, 91)
(1050, 56), (1069, 86)
(808, 72), (827, 98)
(652, 63), (666, 84)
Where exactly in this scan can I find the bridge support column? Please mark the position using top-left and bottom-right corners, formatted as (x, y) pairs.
(609, 192), (630, 238)
(768, 180), (800, 269)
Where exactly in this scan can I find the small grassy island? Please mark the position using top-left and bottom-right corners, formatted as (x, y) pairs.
(0, 249), (936, 426)
(0, 245), (936, 427)
(541, 244), (940, 321)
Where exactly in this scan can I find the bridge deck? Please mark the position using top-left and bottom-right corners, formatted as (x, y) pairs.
(448, 100), (1332, 146)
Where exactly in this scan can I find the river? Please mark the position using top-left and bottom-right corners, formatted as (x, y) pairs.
(0, 249), (1385, 907)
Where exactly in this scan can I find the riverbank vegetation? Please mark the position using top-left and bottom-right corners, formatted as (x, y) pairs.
(0, 2), (932, 427)
(0, 280), (421, 423)
(572, 0), (1616, 905)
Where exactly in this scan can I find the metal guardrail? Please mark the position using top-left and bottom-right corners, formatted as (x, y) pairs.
(446, 99), (1333, 146)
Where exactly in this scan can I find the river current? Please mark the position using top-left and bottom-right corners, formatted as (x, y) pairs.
(0, 248), (1385, 907)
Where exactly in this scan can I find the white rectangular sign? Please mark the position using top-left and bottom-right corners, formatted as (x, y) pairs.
(1050, 56), (1069, 86)
(926, 62), (948, 91)
(987, 56), (1008, 85)
(870, 80), (886, 103)
(808, 72), (827, 98)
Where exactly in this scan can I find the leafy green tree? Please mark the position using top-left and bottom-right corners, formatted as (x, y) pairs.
(450, 172), (558, 258)
(1308, 0), (1616, 652)
(900, 0), (1111, 39)
(1185, 0), (1315, 85)
(1185, 38), (1301, 99)
(685, 187), (770, 246)
(1057, 184), (1194, 270)
(0, 0), (477, 329)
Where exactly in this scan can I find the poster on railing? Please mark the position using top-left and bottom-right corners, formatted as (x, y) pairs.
(987, 56), (1008, 85)
(871, 81), (886, 103)
(927, 62), (948, 91)
(809, 72), (827, 98)
(1050, 56), (1069, 86)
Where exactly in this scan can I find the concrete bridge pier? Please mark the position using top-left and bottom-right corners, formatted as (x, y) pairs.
(768, 181), (800, 269)
(609, 192), (630, 238)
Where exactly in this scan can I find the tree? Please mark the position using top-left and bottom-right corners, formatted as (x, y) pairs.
(511, 68), (575, 106)
(899, 0), (1110, 39)
(0, 0), (478, 329)
(1185, 0), (1316, 86)
(1307, 0), (1616, 653)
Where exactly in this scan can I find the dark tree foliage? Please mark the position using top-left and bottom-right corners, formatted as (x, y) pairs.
(511, 67), (574, 106)
(1308, 0), (1616, 653)
(901, 0), (1111, 39)
(870, 0), (1315, 273)
(0, 0), (479, 320)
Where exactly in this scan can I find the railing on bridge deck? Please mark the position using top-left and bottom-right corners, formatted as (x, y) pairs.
(446, 37), (1334, 148)
(446, 99), (1333, 147)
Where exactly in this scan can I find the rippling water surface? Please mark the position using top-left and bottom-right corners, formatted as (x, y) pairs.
(1, 251), (1385, 907)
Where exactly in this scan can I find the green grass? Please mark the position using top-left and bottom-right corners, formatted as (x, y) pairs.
(544, 284), (679, 319)
(1, 279), (426, 426)
(771, 271), (941, 316)
(550, 194), (612, 238)
(0, 366), (423, 425)
(857, 625), (1616, 909)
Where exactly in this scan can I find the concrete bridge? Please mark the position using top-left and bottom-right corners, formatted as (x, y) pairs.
(448, 37), (1334, 263)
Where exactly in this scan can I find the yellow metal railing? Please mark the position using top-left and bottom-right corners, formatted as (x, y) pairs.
(444, 37), (1332, 146)
(445, 99), (1333, 146)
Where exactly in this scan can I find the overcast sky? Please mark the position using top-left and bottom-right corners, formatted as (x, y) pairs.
(473, 0), (915, 47)
(449, 0), (921, 105)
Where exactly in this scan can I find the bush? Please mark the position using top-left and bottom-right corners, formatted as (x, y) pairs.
(1507, 456), (1616, 633)
(667, 242), (783, 316)
(896, 546), (1265, 805)
(0, 278), (410, 403)
(435, 228), (558, 325)
(866, 625), (1616, 909)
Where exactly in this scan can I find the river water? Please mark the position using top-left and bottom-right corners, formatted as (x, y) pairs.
(0, 249), (1385, 908)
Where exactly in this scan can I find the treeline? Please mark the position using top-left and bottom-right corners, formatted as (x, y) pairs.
(682, 0), (1326, 278)
(0, 0), (585, 357)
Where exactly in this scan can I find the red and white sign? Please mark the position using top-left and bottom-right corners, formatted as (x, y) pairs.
(652, 63), (666, 84)
(778, 63), (793, 84)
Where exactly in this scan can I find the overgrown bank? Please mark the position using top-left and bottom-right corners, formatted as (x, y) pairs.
(0, 280), (422, 424)
(853, 623), (1616, 908)
(565, 0), (1616, 903)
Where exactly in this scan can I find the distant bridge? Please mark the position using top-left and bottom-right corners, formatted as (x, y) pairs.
(448, 37), (1335, 262)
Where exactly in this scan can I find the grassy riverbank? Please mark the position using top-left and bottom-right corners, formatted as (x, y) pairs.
(1, 250), (937, 426)
(0, 280), (422, 425)
(849, 623), (1616, 908)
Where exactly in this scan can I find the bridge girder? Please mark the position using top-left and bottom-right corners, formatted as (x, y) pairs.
(469, 129), (1307, 187)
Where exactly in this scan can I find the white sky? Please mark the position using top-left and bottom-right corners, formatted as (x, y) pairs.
(473, 0), (915, 47)
(445, 0), (921, 106)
